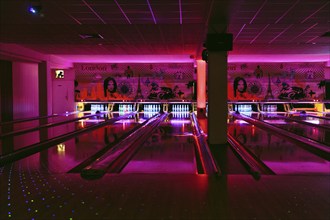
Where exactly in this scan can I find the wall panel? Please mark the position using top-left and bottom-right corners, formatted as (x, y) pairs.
(12, 62), (39, 119)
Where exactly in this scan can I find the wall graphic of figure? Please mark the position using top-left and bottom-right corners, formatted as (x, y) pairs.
(125, 66), (133, 78)
(233, 77), (247, 98)
(254, 65), (263, 78)
(103, 77), (117, 98)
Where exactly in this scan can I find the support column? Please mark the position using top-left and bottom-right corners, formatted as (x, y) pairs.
(0, 60), (14, 154)
(38, 61), (49, 164)
(196, 60), (207, 118)
(0, 60), (13, 122)
(207, 51), (228, 145)
(38, 61), (48, 117)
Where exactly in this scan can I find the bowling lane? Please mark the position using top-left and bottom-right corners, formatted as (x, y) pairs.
(1, 113), (151, 173)
(0, 111), (97, 137)
(287, 114), (330, 127)
(242, 112), (330, 146)
(264, 112), (330, 127)
(0, 112), (134, 156)
(228, 116), (330, 175)
(121, 112), (199, 174)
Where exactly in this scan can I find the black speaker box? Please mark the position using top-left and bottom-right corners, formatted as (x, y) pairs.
(206, 33), (233, 51)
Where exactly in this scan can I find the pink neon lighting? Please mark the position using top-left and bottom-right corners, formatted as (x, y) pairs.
(228, 54), (329, 63)
(249, 0), (267, 24)
(269, 24), (293, 44)
(275, 0), (300, 24)
(250, 24), (270, 44)
(147, 0), (157, 24)
(234, 24), (246, 42)
(301, 1), (329, 23)
(57, 55), (195, 64)
(114, 0), (132, 24)
(82, 0), (106, 24)
(289, 23), (318, 42)
(179, 0), (182, 24)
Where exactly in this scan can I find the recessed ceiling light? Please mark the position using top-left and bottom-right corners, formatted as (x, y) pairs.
(28, 1), (43, 16)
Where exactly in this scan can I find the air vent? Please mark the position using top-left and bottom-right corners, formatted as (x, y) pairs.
(321, 32), (330, 37)
(79, 34), (104, 39)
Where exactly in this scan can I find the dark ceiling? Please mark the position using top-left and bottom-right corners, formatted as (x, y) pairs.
(0, 0), (329, 62)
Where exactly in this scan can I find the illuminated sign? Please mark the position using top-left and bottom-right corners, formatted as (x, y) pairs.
(55, 70), (64, 78)
(57, 143), (65, 154)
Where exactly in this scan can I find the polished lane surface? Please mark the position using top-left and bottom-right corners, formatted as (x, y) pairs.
(0, 112), (95, 135)
(0, 112), (152, 173)
(122, 112), (198, 174)
(242, 112), (330, 146)
(228, 115), (330, 175)
(0, 113), (329, 220)
(0, 112), (135, 156)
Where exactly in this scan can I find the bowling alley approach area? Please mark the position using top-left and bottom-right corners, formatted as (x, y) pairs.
(1, 100), (330, 219)
(1, 0), (330, 219)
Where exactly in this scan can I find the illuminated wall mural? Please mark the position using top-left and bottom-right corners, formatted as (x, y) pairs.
(74, 63), (195, 101)
(228, 62), (326, 101)
(74, 62), (327, 101)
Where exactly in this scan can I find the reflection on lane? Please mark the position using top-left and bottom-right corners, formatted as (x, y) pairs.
(122, 112), (197, 174)
(228, 116), (330, 175)
(0, 111), (96, 135)
(0, 113), (113, 155)
(271, 112), (330, 127)
(242, 112), (330, 146)
(5, 113), (150, 173)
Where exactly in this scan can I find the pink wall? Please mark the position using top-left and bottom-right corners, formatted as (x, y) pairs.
(52, 68), (75, 114)
(12, 62), (39, 119)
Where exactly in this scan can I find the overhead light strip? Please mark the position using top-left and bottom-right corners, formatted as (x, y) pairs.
(250, 24), (270, 44)
(249, 0), (267, 24)
(68, 14), (82, 25)
(289, 23), (318, 42)
(82, 0), (107, 24)
(234, 24), (246, 42)
(269, 24), (293, 44)
(48, 1), (82, 25)
(179, 0), (182, 24)
(305, 35), (319, 44)
(114, 0), (132, 24)
(301, 1), (329, 23)
(275, 0), (300, 24)
(146, 0), (157, 24)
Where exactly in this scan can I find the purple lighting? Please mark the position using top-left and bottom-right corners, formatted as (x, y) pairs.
(29, 7), (37, 14)
(275, 0), (299, 24)
(249, 0), (267, 24)
(147, 0), (157, 24)
(269, 24), (293, 44)
(301, 1), (329, 23)
(234, 24), (246, 42)
(250, 24), (270, 44)
(289, 23), (319, 42)
(82, 0), (106, 24)
(114, 0), (132, 24)
(179, 0), (182, 24)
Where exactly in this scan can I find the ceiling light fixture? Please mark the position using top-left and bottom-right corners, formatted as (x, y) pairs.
(28, 1), (43, 16)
